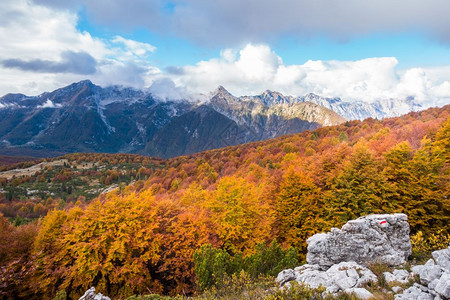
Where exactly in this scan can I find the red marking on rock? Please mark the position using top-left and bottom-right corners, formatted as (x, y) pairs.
(380, 220), (387, 225)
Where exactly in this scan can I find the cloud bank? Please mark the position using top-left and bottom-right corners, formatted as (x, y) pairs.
(164, 44), (450, 107)
(32, 0), (450, 46)
(0, 0), (449, 110)
(0, 0), (159, 95)
(2, 51), (97, 74)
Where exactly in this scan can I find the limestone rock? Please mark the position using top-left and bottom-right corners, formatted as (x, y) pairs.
(345, 287), (374, 300)
(384, 269), (412, 284)
(432, 247), (450, 272)
(412, 259), (443, 286)
(307, 214), (411, 268)
(79, 287), (110, 300)
(434, 272), (450, 299)
(276, 269), (296, 286)
(394, 284), (434, 300)
(293, 261), (377, 296)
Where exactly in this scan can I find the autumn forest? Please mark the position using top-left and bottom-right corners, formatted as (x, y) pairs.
(0, 105), (449, 299)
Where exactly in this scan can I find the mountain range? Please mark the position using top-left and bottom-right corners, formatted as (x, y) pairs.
(0, 80), (421, 158)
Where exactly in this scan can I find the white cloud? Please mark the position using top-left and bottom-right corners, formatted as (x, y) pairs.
(111, 35), (156, 57)
(0, 0), (449, 110)
(37, 99), (62, 108)
(32, 0), (450, 46)
(149, 78), (188, 101)
(0, 0), (159, 95)
(166, 43), (450, 107)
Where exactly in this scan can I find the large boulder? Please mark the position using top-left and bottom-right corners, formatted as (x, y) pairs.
(306, 213), (411, 268)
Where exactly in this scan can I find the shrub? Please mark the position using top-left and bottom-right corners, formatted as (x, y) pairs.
(193, 240), (298, 292)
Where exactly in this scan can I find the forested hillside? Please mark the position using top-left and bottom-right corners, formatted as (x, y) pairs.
(0, 105), (448, 299)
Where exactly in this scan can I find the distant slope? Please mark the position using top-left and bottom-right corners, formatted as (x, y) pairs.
(0, 155), (36, 166)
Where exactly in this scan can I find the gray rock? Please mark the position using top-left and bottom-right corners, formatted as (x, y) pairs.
(394, 285), (433, 300)
(345, 287), (374, 300)
(295, 268), (331, 289)
(432, 248), (450, 272)
(307, 214), (411, 268)
(79, 287), (110, 300)
(414, 260), (443, 286)
(290, 261), (377, 297)
(434, 272), (450, 299)
(276, 269), (296, 286)
(392, 286), (403, 293)
(429, 279), (439, 290)
(384, 269), (411, 284)
(415, 283), (431, 292)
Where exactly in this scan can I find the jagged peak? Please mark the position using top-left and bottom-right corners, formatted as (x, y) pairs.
(212, 85), (233, 97)
(261, 89), (285, 98)
(302, 93), (342, 103)
(303, 93), (321, 100)
(57, 80), (96, 93)
(75, 79), (94, 86)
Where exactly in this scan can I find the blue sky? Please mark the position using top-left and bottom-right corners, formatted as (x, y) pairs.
(75, 5), (450, 70)
(0, 0), (449, 107)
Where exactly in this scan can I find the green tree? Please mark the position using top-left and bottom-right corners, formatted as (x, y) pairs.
(330, 141), (391, 223)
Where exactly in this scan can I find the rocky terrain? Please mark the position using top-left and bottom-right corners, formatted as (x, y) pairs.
(277, 214), (450, 299)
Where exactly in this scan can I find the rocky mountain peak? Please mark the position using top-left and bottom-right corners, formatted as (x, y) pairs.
(302, 93), (342, 104)
(212, 85), (233, 98)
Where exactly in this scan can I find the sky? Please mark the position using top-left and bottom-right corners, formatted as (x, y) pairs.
(0, 0), (450, 107)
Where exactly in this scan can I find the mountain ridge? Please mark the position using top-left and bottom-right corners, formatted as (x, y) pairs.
(0, 81), (346, 158)
(0, 81), (427, 158)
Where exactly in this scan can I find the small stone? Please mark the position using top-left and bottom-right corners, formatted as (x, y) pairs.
(392, 286), (403, 293)
(345, 287), (374, 300)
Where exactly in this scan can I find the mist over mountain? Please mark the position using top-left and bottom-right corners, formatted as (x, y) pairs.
(0, 80), (424, 158)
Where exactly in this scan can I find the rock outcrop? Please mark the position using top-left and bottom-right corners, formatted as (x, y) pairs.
(306, 213), (411, 269)
(276, 214), (450, 299)
(287, 261), (377, 299)
(79, 287), (111, 300)
(395, 245), (450, 299)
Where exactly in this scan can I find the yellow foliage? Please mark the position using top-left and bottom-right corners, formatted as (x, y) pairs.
(411, 229), (450, 254)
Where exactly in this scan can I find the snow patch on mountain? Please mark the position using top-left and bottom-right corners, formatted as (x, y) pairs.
(297, 93), (422, 120)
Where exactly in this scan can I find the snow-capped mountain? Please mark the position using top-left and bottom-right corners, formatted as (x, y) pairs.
(0, 80), (423, 158)
(298, 93), (422, 120)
